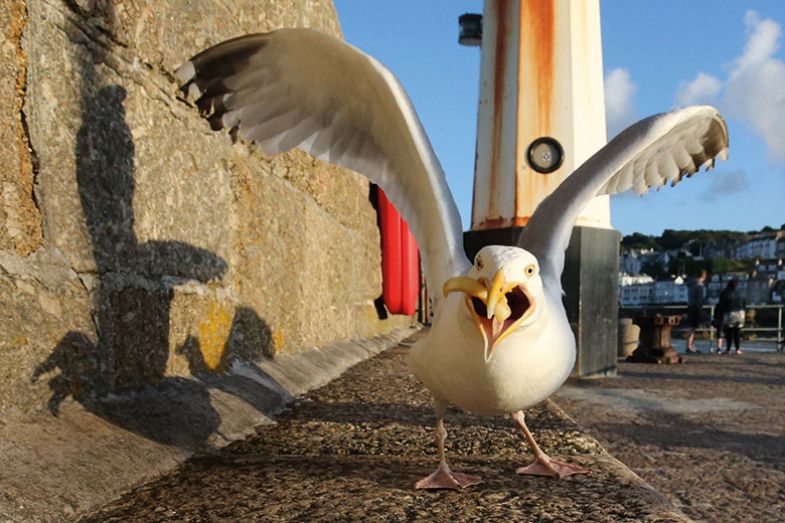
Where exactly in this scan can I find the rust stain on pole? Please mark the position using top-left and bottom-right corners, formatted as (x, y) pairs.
(516, 0), (557, 224)
(521, 0), (555, 134)
(487, 0), (509, 223)
(478, 216), (527, 229)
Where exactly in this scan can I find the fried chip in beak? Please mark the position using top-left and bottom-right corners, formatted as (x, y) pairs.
(444, 272), (532, 363)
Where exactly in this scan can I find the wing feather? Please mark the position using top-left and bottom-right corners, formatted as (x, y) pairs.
(176, 29), (470, 301)
(519, 106), (729, 292)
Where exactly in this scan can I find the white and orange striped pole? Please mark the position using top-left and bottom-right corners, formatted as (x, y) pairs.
(471, 0), (611, 231)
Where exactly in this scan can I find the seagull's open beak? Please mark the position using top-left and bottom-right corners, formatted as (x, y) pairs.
(443, 272), (535, 363)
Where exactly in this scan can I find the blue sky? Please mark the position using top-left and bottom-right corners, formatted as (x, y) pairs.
(333, 1), (785, 237)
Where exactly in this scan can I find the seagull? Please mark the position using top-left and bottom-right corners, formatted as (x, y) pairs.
(175, 28), (729, 490)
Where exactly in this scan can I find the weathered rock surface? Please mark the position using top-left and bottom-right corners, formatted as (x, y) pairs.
(1, 0), (409, 417)
(0, 0), (42, 256)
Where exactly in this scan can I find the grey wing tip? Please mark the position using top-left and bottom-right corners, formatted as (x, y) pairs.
(174, 61), (196, 83)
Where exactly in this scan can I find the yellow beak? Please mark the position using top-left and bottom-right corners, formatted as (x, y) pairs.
(443, 277), (487, 301)
(444, 271), (523, 363)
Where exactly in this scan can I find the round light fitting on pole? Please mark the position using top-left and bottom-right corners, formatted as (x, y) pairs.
(527, 137), (564, 174)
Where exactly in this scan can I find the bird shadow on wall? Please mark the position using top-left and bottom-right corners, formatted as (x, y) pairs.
(31, 84), (289, 449)
(30, 83), (220, 448)
(176, 307), (294, 417)
(29, 13), (289, 450)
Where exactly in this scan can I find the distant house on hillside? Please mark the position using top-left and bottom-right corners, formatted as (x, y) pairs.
(753, 259), (783, 279)
(745, 259), (784, 304)
(707, 273), (749, 304)
(619, 275), (687, 307)
(653, 276), (687, 304)
(618, 228), (785, 306)
(619, 249), (672, 277)
(704, 243), (730, 259)
(734, 231), (783, 260)
(706, 274), (723, 303)
(747, 273), (775, 305)
(642, 250), (671, 275)
(620, 249), (648, 275)
(618, 274), (655, 306)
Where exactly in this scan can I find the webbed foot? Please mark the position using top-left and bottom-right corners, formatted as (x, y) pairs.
(516, 454), (590, 479)
(415, 462), (482, 490)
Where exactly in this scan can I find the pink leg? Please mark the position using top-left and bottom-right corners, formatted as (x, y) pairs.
(415, 402), (482, 490)
(511, 410), (589, 479)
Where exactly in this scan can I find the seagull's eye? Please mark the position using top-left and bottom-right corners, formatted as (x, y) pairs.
(525, 264), (537, 277)
(475, 256), (484, 270)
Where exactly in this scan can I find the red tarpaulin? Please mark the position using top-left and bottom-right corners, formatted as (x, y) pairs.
(378, 189), (419, 315)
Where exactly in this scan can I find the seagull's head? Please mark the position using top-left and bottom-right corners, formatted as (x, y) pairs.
(443, 245), (542, 363)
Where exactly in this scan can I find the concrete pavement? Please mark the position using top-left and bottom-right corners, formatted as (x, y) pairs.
(80, 332), (689, 522)
(555, 350), (785, 522)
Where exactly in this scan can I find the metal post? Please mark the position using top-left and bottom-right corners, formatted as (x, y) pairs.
(628, 314), (684, 364)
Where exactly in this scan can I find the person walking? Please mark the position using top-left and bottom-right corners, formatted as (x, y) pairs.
(686, 270), (708, 353)
(717, 280), (746, 354)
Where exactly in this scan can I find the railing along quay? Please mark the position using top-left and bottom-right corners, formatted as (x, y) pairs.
(620, 303), (784, 351)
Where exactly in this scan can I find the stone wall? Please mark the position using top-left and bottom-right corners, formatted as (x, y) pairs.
(0, 0), (411, 415)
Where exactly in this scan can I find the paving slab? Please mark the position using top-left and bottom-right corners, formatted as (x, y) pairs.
(555, 351), (785, 523)
(80, 333), (690, 522)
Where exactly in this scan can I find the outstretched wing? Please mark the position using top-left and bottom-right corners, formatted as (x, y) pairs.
(175, 28), (470, 304)
(519, 105), (729, 290)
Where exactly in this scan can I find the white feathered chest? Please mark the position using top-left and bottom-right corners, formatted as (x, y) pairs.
(409, 286), (575, 416)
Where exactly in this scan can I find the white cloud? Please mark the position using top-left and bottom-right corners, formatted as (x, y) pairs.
(604, 68), (637, 139)
(676, 72), (722, 106)
(736, 11), (781, 70)
(723, 11), (785, 162)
